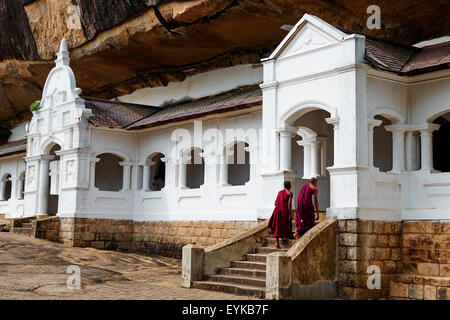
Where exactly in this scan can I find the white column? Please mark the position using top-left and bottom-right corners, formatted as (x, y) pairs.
(405, 131), (414, 171)
(299, 142), (311, 179)
(143, 164), (151, 191)
(218, 155), (229, 186)
(279, 130), (294, 172)
(320, 140), (327, 177)
(0, 178), (6, 201)
(310, 141), (321, 178)
(419, 124), (440, 172)
(38, 155), (53, 216)
(392, 130), (406, 172)
(17, 177), (24, 200)
(385, 125), (407, 173)
(367, 119), (382, 168)
(89, 158), (99, 189)
(178, 161), (187, 188)
(120, 162), (131, 191)
(326, 117), (340, 167)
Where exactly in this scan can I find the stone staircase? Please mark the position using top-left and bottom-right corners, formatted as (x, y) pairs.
(192, 236), (296, 298)
(11, 217), (36, 237)
(190, 212), (328, 298)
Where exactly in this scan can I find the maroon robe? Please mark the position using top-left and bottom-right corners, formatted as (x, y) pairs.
(268, 189), (293, 238)
(295, 184), (315, 234)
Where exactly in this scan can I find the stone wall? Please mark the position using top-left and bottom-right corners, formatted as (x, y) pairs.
(337, 220), (402, 299)
(0, 214), (9, 226)
(58, 218), (258, 258)
(133, 221), (258, 259)
(34, 216), (60, 241)
(402, 221), (449, 277)
(390, 275), (450, 300)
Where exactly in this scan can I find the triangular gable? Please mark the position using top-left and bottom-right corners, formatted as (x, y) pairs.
(266, 14), (347, 61)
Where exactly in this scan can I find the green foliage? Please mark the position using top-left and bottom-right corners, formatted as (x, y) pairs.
(30, 100), (40, 112)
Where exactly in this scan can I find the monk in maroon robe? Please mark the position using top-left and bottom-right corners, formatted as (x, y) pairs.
(295, 177), (319, 239)
(268, 181), (293, 248)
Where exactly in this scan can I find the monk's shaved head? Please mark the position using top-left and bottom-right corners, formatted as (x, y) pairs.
(284, 181), (291, 190)
(310, 177), (318, 185)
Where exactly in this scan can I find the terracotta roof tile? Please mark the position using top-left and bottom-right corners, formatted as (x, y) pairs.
(401, 43), (450, 74)
(338, 27), (450, 74)
(125, 85), (262, 130)
(0, 139), (26, 157)
(83, 97), (159, 128)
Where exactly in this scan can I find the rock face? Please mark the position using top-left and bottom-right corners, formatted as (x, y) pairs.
(0, 0), (449, 126)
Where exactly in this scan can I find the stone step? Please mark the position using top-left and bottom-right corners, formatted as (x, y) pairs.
(264, 237), (296, 248)
(12, 227), (32, 236)
(230, 260), (266, 271)
(219, 267), (266, 279)
(206, 274), (266, 288)
(192, 281), (266, 299)
(21, 222), (33, 228)
(244, 253), (267, 263)
(257, 246), (288, 254)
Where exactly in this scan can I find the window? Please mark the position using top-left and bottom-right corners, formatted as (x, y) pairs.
(433, 113), (450, 172)
(186, 148), (204, 189)
(149, 153), (165, 191)
(226, 141), (250, 186)
(95, 153), (124, 191)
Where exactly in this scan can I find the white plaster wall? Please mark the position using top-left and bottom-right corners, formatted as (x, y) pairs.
(367, 76), (408, 122)
(8, 122), (28, 141)
(409, 77), (450, 123)
(0, 156), (25, 218)
(118, 64), (263, 106)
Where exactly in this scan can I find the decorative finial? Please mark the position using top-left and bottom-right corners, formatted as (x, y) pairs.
(55, 38), (70, 66)
(59, 38), (68, 53)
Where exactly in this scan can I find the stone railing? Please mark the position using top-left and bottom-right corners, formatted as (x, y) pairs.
(266, 217), (338, 299)
(182, 219), (270, 288)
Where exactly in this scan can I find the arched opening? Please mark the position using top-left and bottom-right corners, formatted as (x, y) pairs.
(289, 109), (334, 211)
(95, 153), (124, 191)
(1, 173), (12, 201)
(148, 153), (166, 191)
(373, 115), (393, 172)
(433, 112), (450, 172)
(225, 141), (250, 186)
(185, 148), (205, 189)
(47, 144), (61, 216)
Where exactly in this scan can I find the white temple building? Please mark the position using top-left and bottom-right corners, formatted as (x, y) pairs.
(0, 14), (449, 234)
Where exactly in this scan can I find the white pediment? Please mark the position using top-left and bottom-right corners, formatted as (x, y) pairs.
(279, 24), (337, 58)
(40, 39), (82, 110)
(267, 14), (346, 61)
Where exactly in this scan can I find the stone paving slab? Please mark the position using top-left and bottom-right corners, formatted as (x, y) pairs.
(0, 233), (257, 300)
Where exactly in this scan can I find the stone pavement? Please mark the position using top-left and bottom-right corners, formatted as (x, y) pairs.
(0, 233), (257, 300)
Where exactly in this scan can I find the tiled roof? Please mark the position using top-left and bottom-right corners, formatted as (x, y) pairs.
(339, 27), (450, 75)
(83, 97), (159, 129)
(401, 43), (450, 74)
(0, 139), (26, 157)
(125, 85), (262, 130)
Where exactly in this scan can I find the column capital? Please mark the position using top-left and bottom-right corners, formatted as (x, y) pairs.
(384, 124), (409, 132)
(119, 161), (134, 167)
(368, 118), (382, 129)
(417, 123), (441, 133)
(39, 154), (55, 162)
(325, 117), (340, 127)
(276, 124), (297, 136)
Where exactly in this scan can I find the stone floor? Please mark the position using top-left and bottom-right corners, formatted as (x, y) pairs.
(0, 233), (257, 300)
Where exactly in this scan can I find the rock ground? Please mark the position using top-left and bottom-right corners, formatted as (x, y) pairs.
(0, 232), (256, 300)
